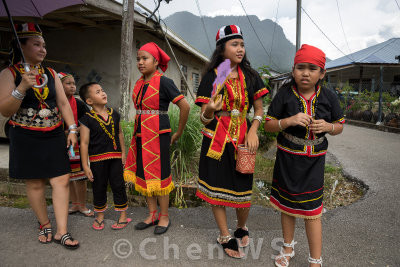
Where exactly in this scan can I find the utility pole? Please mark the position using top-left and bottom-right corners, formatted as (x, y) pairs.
(119, 0), (135, 121)
(296, 0), (302, 51)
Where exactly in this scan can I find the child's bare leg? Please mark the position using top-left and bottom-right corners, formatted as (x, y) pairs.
(213, 206), (244, 258)
(305, 217), (322, 266)
(69, 181), (79, 212)
(75, 180), (92, 214)
(235, 207), (250, 246)
(26, 178), (52, 242)
(142, 196), (158, 223)
(276, 212), (296, 266)
(157, 195), (169, 227)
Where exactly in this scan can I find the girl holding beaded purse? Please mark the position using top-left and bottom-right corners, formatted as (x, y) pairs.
(195, 25), (269, 259)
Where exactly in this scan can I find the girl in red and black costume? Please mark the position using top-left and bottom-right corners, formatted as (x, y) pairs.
(265, 44), (344, 267)
(59, 72), (93, 217)
(195, 25), (268, 259)
(124, 42), (190, 235)
(0, 23), (79, 249)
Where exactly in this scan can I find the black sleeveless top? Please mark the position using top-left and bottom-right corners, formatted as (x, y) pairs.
(8, 63), (62, 131)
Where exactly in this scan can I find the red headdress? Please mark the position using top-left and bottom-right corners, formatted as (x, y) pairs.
(139, 42), (170, 72)
(294, 44), (326, 69)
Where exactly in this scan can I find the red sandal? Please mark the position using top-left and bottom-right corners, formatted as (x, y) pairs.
(111, 218), (132, 230)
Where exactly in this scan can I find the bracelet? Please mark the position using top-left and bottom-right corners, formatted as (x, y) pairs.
(330, 123), (335, 134)
(278, 119), (283, 131)
(252, 115), (263, 124)
(69, 130), (78, 134)
(68, 124), (78, 131)
(200, 111), (214, 122)
(11, 89), (25, 100)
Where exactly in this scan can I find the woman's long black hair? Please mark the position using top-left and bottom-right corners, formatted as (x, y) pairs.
(8, 38), (28, 66)
(202, 41), (259, 87)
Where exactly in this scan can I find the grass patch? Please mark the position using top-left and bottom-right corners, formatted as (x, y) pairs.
(0, 193), (52, 209)
(251, 154), (365, 209)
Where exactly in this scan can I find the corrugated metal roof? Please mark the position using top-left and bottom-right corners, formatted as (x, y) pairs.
(326, 38), (400, 69)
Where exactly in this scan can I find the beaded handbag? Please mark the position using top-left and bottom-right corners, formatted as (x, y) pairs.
(215, 115), (257, 174)
(235, 145), (256, 174)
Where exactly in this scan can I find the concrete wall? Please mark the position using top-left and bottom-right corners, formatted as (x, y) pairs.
(43, 26), (206, 120)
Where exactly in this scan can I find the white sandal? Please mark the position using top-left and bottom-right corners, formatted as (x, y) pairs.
(274, 240), (297, 267)
(308, 255), (323, 266)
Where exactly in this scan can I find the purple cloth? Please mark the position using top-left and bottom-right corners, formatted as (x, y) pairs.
(0, 0), (85, 17)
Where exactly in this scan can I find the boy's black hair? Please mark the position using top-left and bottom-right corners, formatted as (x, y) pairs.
(79, 82), (99, 103)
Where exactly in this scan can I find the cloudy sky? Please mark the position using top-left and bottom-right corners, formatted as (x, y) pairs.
(134, 0), (400, 60)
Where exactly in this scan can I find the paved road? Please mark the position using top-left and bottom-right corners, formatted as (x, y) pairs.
(0, 125), (399, 266)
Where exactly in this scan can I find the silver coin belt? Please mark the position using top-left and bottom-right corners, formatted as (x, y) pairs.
(11, 107), (61, 128)
(282, 132), (325, 146)
(136, 110), (168, 115)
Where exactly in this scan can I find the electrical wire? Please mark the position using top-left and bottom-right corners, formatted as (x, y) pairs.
(237, 0), (282, 71)
(394, 0), (400, 10)
(335, 0), (355, 61)
(269, 0), (280, 65)
(194, 0), (213, 54)
(301, 6), (355, 62)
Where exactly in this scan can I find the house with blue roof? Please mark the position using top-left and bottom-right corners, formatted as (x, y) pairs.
(325, 38), (400, 96)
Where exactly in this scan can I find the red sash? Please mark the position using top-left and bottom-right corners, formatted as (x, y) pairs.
(68, 96), (78, 125)
(124, 71), (165, 195)
(206, 66), (248, 160)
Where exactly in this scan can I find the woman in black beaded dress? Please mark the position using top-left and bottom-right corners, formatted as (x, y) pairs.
(0, 23), (79, 249)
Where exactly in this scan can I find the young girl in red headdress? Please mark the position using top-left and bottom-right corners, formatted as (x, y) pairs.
(58, 72), (94, 217)
(124, 42), (190, 235)
(265, 44), (345, 267)
(195, 25), (268, 259)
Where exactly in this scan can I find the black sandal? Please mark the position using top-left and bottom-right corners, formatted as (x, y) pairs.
(234, 227), (249, 247)
(38, 220), (52, 244)
(54, 233), (80, 250)
(217, 236), (244, 259)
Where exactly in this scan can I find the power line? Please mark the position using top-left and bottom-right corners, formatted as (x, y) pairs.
(269, 0), (280, 64)
(335, 0), (354, 61)
(237, 0), (282, 72)
(395, 0), (400, 10)
(301, 6), (355, 62)
(194, 0), (213, 54)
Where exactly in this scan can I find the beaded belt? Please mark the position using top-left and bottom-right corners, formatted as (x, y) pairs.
(215, 111), (249, 118)
(136, 110), (168, 115)
(10, 107), (61, 128)
(282, 132), (325, 146)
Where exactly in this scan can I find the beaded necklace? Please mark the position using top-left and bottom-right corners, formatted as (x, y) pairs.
(224, 78), (249, 138)
(90, 108), (117, 150)
(296, 85), (319, 119)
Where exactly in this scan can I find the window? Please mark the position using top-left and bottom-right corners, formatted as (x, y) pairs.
(192, 72), (200, 93)
(180, 65), (188, 94)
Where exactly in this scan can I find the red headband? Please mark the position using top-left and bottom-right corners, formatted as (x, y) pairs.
(139, 42), (170, 72)
(294, 44), (326, 69)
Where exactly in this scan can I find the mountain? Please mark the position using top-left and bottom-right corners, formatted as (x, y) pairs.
(164, 11), (296, 73)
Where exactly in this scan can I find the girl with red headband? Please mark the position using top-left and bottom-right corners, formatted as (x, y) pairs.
(58, 72), (93, 218)
(124, 42), (190, 235)
(195, 25), (269, 259)
(265, 44), (345, 267)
